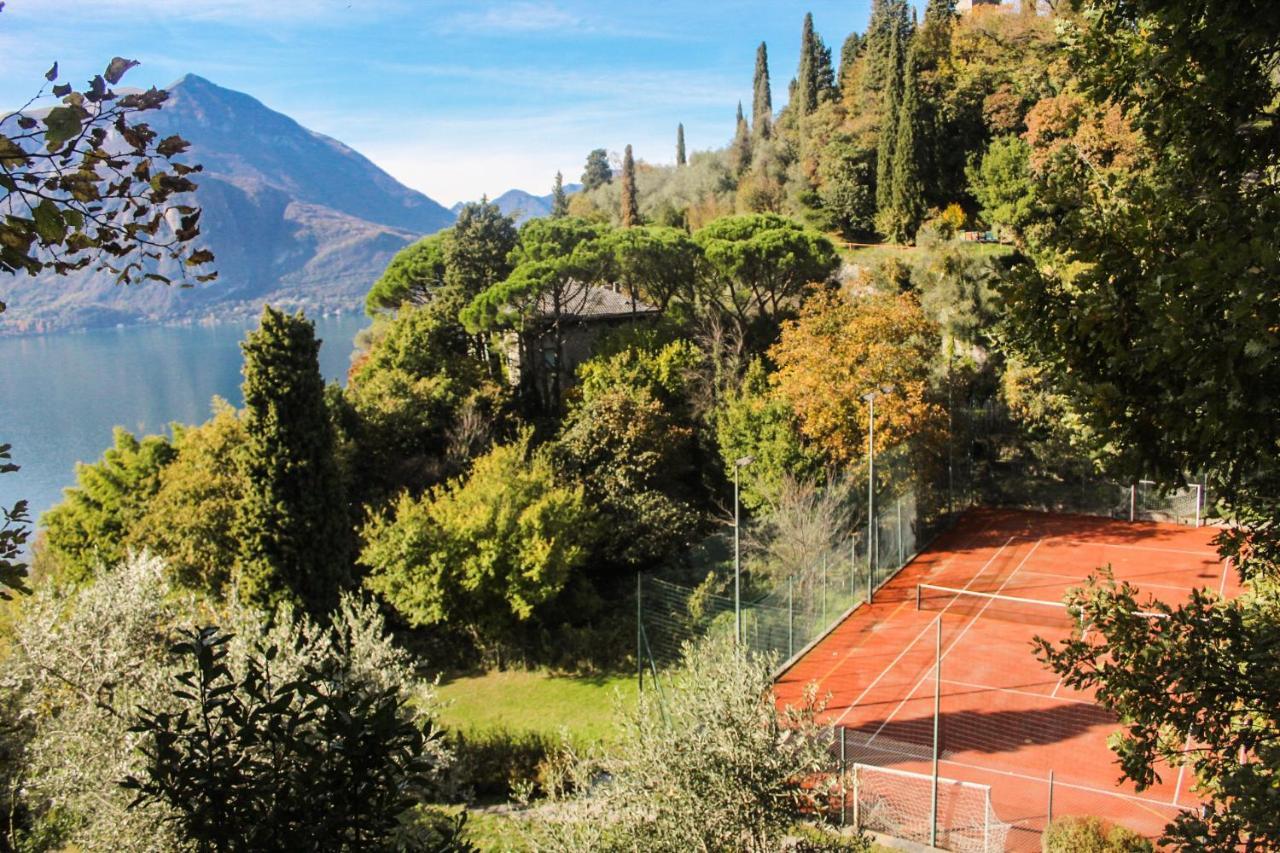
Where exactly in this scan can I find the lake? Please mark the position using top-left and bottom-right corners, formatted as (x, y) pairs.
(0, 314), (369, 533)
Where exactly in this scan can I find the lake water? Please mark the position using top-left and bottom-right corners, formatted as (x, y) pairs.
(0, 314), (369, 531)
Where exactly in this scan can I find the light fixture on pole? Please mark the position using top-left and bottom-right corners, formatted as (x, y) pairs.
(733, 455), (755, 645)
(861, 385), (894, 599)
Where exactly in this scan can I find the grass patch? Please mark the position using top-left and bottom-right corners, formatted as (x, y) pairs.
(464, 808), (532, 852)
(436, 669), (636, 746)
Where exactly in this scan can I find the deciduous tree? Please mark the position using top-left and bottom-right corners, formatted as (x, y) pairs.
(359, 435), (593, 657)
(770, 288), (943, 467)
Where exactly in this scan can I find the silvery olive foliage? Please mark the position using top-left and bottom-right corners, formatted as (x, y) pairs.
(524, 634), (839, 852)
(0, 552), (446, 851)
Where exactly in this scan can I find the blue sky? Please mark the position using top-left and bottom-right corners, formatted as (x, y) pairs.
(0, 1), (894, 205)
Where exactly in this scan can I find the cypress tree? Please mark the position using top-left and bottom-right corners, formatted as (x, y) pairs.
(551, 171), (568, 218)
(890, 44), (926, 242)
(796, 13), (818, 116)
(235, 306), (350, 614)
(620, 144), (640, 227)
(752, 42), (773, 139)
(729, 102), (752, 176)
(676, 123), (687, 167)
(796, 12), (836, 117)
(875, 23), (904, 219)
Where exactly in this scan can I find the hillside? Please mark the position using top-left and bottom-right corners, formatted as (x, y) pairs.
(0, 75), (456, 334)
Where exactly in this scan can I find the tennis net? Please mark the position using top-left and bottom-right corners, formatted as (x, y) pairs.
(915, 583), (1082, 631)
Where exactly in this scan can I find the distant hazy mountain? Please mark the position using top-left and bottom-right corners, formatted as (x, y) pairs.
(0, 74), (455, 334)
(452, 184), (583, 226)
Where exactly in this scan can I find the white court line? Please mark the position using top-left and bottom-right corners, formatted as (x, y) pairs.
(829, 535), (1017, 728)
(1219, 557), (1232, 597)
(1017, 567), (1189, 594)
(1058, 539), (1216, 557)
(866, 538), (1045, 744)
(940, 678), (1094, 707)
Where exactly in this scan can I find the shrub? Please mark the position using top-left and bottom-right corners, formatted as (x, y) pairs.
(1042, 816), (1154, 853)
(123, 626), (448, 850)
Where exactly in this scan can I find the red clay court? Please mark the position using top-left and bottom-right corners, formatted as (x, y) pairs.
(775, 507), (1235, 850)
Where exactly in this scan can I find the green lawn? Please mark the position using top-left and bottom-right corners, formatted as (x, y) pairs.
(836, 238), (1014, 267)
(436, 669), (637, 746)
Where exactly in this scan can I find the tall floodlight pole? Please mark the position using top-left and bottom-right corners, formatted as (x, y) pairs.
(734, 455), (755, 645)
(862, 386), (894, 600)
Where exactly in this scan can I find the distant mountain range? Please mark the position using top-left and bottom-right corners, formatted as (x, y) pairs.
(452, 185), (582, 225)
(0, 74), (458, 334)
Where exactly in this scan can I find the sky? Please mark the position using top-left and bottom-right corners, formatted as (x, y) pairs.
(0, 0), (896, 206)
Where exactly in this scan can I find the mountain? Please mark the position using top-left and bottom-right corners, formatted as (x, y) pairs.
(0, 74), (455, 334)
(453, 185), (583, 225)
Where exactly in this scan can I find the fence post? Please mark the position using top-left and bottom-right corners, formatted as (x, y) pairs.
(931, 618), (941, 849)
(636, 572), (643, 691)
(839, 727), (847, 826)
(1130, 483), (1137, 521)
(1195, 483), (1203, 527)
(897, 498), (904, 567)
(1047, 768), (1054, 827)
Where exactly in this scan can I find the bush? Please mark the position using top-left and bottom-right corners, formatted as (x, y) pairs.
(124, 626), (447, 850)
(0, 554), (448, 851)
(447, 728), (580, 802)
(1042, 816), (1154, 853)
(522, 634), (836, 852)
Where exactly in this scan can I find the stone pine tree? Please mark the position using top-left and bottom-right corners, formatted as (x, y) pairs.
(551, 171), (569, 218)
(620, 144), (640, 227)
(676, 123), (687, 167)
(889, 43), (926, 242)
(729, 102), (752, 176)
(752, 42), (773, 139)
(875, 22), (905, 224)
(235, 307), (350, 614)
(582, 148), (612, 191)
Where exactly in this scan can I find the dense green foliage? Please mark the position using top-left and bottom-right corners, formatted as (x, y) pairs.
(360, 435), (593, 658)
(41, 427), (176, 584)
(236, 306), (351, 614)
(580, 148), (612, 192)
(124, 626), (455, 851)
(365, 232), (449, 315)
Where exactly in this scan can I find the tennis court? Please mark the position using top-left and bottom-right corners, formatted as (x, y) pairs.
(775, 507), (1233, 849)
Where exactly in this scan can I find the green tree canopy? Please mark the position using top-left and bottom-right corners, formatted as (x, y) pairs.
(444, 199), (518, 302)
(363, 230), (450, 315)
(359, 434), (593, 655)
(134, 400), (246, 594)
(603, 224), (701, 313)
(693, 214), (839, 327)
(41, 427), (175, 585)
(551, 171), (569, 218)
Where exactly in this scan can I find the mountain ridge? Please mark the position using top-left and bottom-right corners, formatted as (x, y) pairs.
(0, 75), (455, 334)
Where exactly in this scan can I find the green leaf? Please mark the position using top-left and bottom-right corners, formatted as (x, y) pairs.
(32, 199), (65, 244)
(43, 106), (81, 152)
